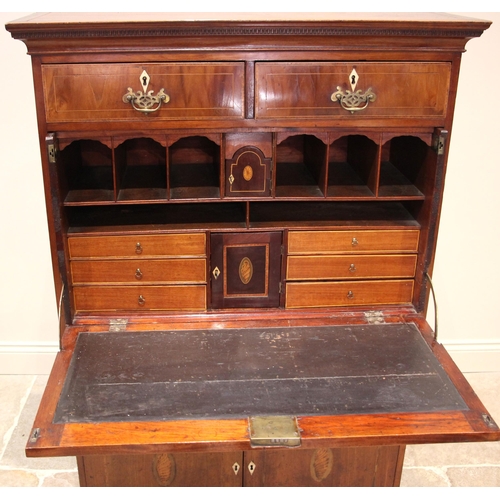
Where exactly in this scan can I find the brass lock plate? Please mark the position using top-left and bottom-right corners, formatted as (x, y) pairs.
(249, 415), (301, 448)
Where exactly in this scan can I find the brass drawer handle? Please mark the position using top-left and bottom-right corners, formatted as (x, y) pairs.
(135, 242), (143, 255)
(349, 264), (357, 273)
(122, 87), (170, 114)
(351, 237), (358, 247)
(331, 86), (376, 114)
(138, 295), (146, 306)
(347, 290), (354, 299)
(135, 268), (143, 280)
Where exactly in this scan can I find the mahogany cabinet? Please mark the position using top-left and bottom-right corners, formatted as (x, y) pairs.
(6, 13), (499, 487)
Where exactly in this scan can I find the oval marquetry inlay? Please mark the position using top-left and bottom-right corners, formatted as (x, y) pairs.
(239, 257), (253, 284)
(310, 448), (333, 482)
(243, 165), (253, 181)
(153, 454), (176, 486)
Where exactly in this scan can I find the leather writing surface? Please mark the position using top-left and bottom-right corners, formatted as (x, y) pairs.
(54, 323), (466, 423)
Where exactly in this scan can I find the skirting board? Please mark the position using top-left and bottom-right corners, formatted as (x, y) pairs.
(0, 341), (499, 375)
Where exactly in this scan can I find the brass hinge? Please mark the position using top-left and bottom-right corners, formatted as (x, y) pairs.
(47, 143), (57, 163)
(109, 318), (128, 332)
(433, 133), (446, 155)
(279, 282), (283, 294)
(249, 416), (301, 448)
(364, 311), (385, 324)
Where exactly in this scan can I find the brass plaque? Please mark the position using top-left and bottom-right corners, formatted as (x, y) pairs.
(249, 416), (301, 448)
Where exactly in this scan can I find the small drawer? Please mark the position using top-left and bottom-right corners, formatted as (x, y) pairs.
(71, 258), (206, 285)
(287, 230), (419, 255)
(285, 280), (414, 309)
(255, 62), (450, 122)
(68, 233), (206, 259)
(42, 62), (244, 123)
(73, 285), (206, 312)
(286, 254), (417, 281)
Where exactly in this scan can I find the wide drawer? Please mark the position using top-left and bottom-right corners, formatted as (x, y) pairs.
(42, 63), (244, 123)
(287, 230), (419, 255)
(285, 280), (414, 308)
(71, 259), (206, 285)
(68, 233), (206, 259)
(73, 285), (206, 312)
(286, 254), (417, 281)
(255, 62), (450, 121)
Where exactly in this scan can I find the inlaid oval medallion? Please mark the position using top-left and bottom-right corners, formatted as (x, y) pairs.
(310, 448), (333, 482)
(239, 257), (253, 284)
(153, 454), (176, 486)
(243, 165), (253, 181)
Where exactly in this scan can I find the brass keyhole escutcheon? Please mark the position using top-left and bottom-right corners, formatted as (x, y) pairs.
(212, 266), (221, 280)
(248, 461), (256, 475)
(243, 165), (253, 181)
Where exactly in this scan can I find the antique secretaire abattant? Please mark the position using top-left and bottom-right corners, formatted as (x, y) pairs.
(6, 12), (500, 487)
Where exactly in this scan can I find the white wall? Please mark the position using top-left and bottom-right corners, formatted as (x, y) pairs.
(0, 12), (499, 374)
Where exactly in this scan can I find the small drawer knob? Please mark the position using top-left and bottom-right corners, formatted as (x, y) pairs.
(349, 264), (357, 273)
(347, 290), (354, 299)
(138, 295), (146, 306)
(135, 242), (143, 254)
(351, 237), (358, 247)
(135, 268), (143, 280)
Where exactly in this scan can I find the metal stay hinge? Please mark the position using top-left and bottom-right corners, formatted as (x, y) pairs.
(109, 318), (128, 332)
(29, 427), (41, 443)
(249, 415), (301, 448)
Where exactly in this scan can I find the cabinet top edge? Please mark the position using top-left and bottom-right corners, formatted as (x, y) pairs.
(6, 12), (491, 41)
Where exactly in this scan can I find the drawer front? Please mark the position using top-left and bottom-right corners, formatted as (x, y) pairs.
(285, 280), (414, 308)
(255, 62), (450, 121)
(286, 254), (417, 281)
(73, 285), (206, 312)
(42, 63), (244, 122)
(287, 230), (419, 255)
(71, 259), (206, 285)
(68, 233), (206, 259)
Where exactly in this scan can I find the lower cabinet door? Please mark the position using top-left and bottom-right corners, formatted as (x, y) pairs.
(243, 446), (405, 487)
(210, 232), (282, 308)
(77, 446), (404, 487)
(77, 452), (244, 487)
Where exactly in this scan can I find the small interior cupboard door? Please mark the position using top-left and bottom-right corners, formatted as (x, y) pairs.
(210, 232), (282, 308)
(225, 146), (271, 197)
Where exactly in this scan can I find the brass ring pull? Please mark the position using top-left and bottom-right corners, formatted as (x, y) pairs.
(135, 242), (143, 255)
(135, 268), (143, 280)
(331, 86), (376, 114)
(349, 264), (357, 273)
(123, 87), (170, 114)
(138, 295), (146, 306)
(347, 290), (354, 299)
(351, 237), (358, 247)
